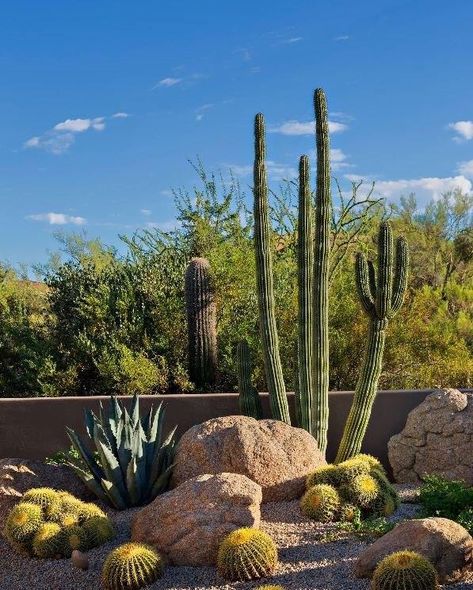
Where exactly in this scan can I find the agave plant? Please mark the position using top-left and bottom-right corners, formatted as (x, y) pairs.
(65, 395), (177, 510)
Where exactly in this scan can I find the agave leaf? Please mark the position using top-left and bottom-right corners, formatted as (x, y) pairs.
(66, 427), (103, 483)
(100, 479), (127, 510)
(93, 423), (128, 501)
(84, 409), (96, 440)
(130, 393), (140, 428)
(125, 457), (141, 506)
(66, 462), (110, 503)
(149, 464), (174, 498)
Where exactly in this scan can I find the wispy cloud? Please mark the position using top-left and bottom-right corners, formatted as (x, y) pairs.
(334, 35), (350, 41)
(346, 173), (472, 203)
(226, 161), (297, 181)
(448, 120), (473, 142)
(27, 212), (86, 225)
(195, 103), (215, 121)
(234, 48), (252, 62)
(269, 119), (348, 135)
(154, 77), (183, 88)
(281, 36), (303, 44)
(458, 160), (473, 178)
(140, 209), (152, 216)
(330, 148), (352, 171)
(24, 114), (127, 155)
(112, 112), (130, 119)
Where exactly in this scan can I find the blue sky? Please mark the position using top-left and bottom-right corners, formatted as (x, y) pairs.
(1, 0), (472, 267)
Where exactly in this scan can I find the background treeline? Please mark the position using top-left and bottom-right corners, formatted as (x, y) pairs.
(1, 164), (472, 397)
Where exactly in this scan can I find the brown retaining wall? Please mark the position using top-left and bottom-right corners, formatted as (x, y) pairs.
(2, 389), (467, 471)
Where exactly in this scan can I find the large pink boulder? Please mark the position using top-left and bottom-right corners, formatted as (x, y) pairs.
(171, 415), (326, 502)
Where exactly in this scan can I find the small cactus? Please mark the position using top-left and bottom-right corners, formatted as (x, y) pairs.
(4, 502), (43, 546)
(339, 503), (361, 524)
(82, 516), (115, 548)
(217, 527), (278, 581)
(62, 524), (89, 555)
(306, 464), (340, 488)
(22, 487), (61, 516)
(300, 484), (340, 522)
(340, 473), (380, 508)
(102, 542), (165, 590)
(371, 551), (439, 590)
(32, 522), (63, 558)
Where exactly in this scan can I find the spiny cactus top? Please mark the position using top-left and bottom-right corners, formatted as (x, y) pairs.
(102, 542), (165, 590)
(371, 551), (439, 590)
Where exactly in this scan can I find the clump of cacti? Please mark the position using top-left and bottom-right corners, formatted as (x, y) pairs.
(65, 394), (177, 509)
(217, 527), (278, 581)
(185, 257), (218, 389)
(2, 487), (115, 558)
(336, 221), (409, 462)
(102, 542), (165, 590)
(300, 483), (341, 522)
(371, 551), (439, 590)
(237, 339), (263, 419)
(304, 454), (399, 521)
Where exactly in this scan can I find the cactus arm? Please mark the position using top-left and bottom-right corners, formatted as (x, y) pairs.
(335, 319), (386, 462)
(312, 88), (331, 452)
(297, 155), (315, 432)
(390, 237), (409, 316)
(355, 253), (376, 315)
(376, 222), (394, 318)
(253, 113), (290, 424)
(237, 340), (263, 419)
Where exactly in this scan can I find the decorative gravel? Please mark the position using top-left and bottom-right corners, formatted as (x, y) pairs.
(1, 498), (472, 590)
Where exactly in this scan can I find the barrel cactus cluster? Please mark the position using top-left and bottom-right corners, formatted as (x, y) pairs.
(217, 527), (278, 581)
(3, 487), (115, 558)
(371, 551), (439, 590)
(301, 454), (399, 522)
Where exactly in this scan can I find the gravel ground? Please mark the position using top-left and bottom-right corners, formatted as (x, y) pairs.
(1, 497), (472, 590)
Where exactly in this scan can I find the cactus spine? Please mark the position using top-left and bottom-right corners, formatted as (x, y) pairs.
(336, 222), (409, 462)
(237, 340), (263, 419)
(253, 113), (291, 423)
(312, 88), (331, 453)
(297, 155), (315, 433)
(185, 257), (217, 389)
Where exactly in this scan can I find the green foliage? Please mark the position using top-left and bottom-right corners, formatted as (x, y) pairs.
(64, 394), (177, 509)
(217, 527), (278, 581)
(102, 542), (165, 590)
(300, 483), (341, 522)
(3, 489), (113, 558)
(419, 475), (473, 522)
(457, 507), (473, 534)
(371, 550), (439, 590)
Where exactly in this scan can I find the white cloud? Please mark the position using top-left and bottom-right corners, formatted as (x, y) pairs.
(345, 173), (472, 203)
(140, 209), (152, 216)
(24, 113), (127, 154)
(334, 35), (350, 41)
(155, 77), (182, 88)
(112, 112), (129, 118)
(457, 160), (473, 178)
(195, 103), (215, 122)
(448, 120), (473, 141)
(270, 119), (348, 135)
(281, 37), (303, 44)
(27, 212), (86, 225)
(54, 117), (105, 133)
(330, 148), (351, 171)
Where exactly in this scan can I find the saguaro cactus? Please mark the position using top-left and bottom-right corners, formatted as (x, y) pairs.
(297, 154), (315, 433)
(237, 340), (263, 419)
(336, 221), (409, 462)
(312, 88), (331, 453)
(253, 113), (291, 424)
(185, 257), (217, 389)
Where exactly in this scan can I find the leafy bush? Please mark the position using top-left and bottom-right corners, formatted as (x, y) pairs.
(419, 475), (473, 528)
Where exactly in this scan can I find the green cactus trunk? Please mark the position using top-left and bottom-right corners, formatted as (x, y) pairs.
(336, 222), (409, 462)
(297, 155), (315, 433)
(253, 114), (290, 424)
(185, 257), (217, 389)
(237, 340), (263, 419)
(312, 88), (331, 453)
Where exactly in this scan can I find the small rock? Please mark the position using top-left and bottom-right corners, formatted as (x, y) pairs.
(171, 415), (325, 502)
(388, 389), (473, 484)
(131, 472), (262, 566)
(71, 550), (89, 570)
(355, 517), (473, 583)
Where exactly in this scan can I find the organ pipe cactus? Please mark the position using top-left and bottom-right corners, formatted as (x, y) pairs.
(336, 222), (409, 462)
(237, 340), (263, 419)
(312, 88), (331, 452)
(253, 113), (291, 424)
(185, 257), (218, 389)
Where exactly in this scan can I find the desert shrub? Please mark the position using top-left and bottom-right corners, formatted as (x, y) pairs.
(419, 475), (473, 526)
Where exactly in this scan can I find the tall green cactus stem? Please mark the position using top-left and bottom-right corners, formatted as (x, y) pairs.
(237, 340), (263, 419)
(336, 222), (409, 462)
(297, 155), (315, 433)
(312, 88), (331, 453)
(253, 113), (290, 423)
(185, 257), (217, 389)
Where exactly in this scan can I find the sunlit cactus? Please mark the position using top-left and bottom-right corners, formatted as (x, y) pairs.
(237, 339), (263, 419)
(102, 542), (165, 590)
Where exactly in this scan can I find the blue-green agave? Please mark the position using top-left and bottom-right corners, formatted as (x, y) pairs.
(65, 395), (177, 510)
